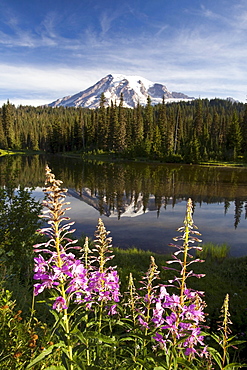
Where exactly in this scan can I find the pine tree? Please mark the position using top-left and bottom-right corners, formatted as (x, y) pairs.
(152, 123), (162, 157)
(174, 105), (183, 154)
(143, 96), (154, 155)
(2, 101), (16, 149)
(193, 98), (203, 138)
(116, 93), (126, 152)
(241, 102), (247, 154)
(227, 112), (242, 160)
(110, 101), (119, 151)
(157, 97), (167, 152)
(166, 106), (175, 155)
(97, 93), (108, 150)
(132, 101), (144, 148)
(210, 111), (220, 155)
(0, 113), (7, 149)
(49, 118), (63, 153)
(144, 96), (153, 139)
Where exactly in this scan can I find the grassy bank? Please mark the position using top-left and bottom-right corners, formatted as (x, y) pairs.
(1, 148), (247, 168)
(0, 149), (43, 157)
(62, 149), (247, 168)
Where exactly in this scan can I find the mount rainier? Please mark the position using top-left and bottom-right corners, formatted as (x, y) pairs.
(48, 74), (194, 109)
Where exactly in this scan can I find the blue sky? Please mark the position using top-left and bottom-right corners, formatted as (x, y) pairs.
(0, 0), (247, 106)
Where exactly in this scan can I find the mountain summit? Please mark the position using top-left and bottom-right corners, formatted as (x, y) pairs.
(49, 74), (194, 109)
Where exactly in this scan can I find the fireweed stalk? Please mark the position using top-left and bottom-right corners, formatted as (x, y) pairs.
(32, 166), (120, 369)
(92, 218), (120, 333)
(33, 165), (75, 369)
(138, 256), (160, 369)
(210, 294), (245, 370)
(161, 198), (207, 358)
(219, 294), (232, 367)
(134, 198), (208, 366)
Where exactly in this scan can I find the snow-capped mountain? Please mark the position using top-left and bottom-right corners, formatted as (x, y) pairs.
(48, 74), (194, 109)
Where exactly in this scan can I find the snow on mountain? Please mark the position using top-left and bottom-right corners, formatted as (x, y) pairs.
(48, 74), (194, 109)
(67, 187), (180, 218)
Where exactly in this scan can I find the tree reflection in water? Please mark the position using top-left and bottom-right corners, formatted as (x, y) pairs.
(1, 154), (247, 255)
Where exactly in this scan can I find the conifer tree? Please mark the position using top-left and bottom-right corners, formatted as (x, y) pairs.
(166, 106), (175, 155)
(0, 115), (8, 149)
(132, 101), (144, 149)
(152, 123), (162, 157)
(144, 96), (154, 155)
(73, 115), (83, 151)
(210, 111), (220, 156)
(116, 93), (127, 151)
(110, 101), (119, 151)
(241, 102), (247, 154)
(227, 112), (242, 160)
(193, 98), (203, 139)
(144, 96), (153, 138)
(49, 119), (63, 153)
(2, 101), (16, 149)
(174, 105), (183, 154)
(97, 93), (108, 150)
(157, 96), (167, 152)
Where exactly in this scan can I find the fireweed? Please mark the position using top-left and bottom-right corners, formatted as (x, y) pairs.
(30, 166), (121, 369)
(29, 167), (246, 370)
(154, 198), (208, 358)
(126, 199), (208, 369)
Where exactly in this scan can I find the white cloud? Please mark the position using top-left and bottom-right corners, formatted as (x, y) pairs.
(0, 64), (90, 92)
(1, 1), (247, 105)
(0, 59), (245, 108)
(0, 97), (50, 107)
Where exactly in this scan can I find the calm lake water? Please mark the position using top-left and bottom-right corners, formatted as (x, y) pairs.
(1, 154), (247, 257)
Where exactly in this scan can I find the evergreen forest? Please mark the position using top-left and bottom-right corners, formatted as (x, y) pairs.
(1, 96), (247, 163)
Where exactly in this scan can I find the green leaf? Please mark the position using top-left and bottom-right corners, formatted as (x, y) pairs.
(223, 364), (245, 370)
(225, 339), (246, 347)
(83, 331), (117, 344)
(119, 336), (137, 342)
(207, 346), (223, 368)
(26, 341), (65, 369)
(223, 363), (247, 370)
(177, 357), (198, 369)
(73, 331), (87, 345)
(43, 366), (66, 370)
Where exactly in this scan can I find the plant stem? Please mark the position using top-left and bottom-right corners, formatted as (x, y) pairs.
(54, 212), (73, 370)
(180, 198), (193, 305)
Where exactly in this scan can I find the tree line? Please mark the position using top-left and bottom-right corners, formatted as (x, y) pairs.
(0, 95), (247, 162)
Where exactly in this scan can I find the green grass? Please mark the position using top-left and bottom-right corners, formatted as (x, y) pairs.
(62, 149), (247, 167)
(111, 246), (247, 336)
(3, 232), (247, 346)
(196, 242), (230, 260)
(200, 159), (247, 168)
(0, 149), (43, 157)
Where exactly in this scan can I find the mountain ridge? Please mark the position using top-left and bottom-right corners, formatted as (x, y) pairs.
(48, 74), (195, 109)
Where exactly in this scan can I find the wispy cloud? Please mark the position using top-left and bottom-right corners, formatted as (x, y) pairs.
(99, 11), (118, 35)
(199, 4), (227, 22)
(0, 1), (247, 105)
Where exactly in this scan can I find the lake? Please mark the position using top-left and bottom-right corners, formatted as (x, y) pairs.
(1, 154), (247, 257)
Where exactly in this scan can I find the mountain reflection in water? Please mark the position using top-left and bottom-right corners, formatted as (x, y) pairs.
(1, 154), (247, 257)
(67, 188), (182, 219)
